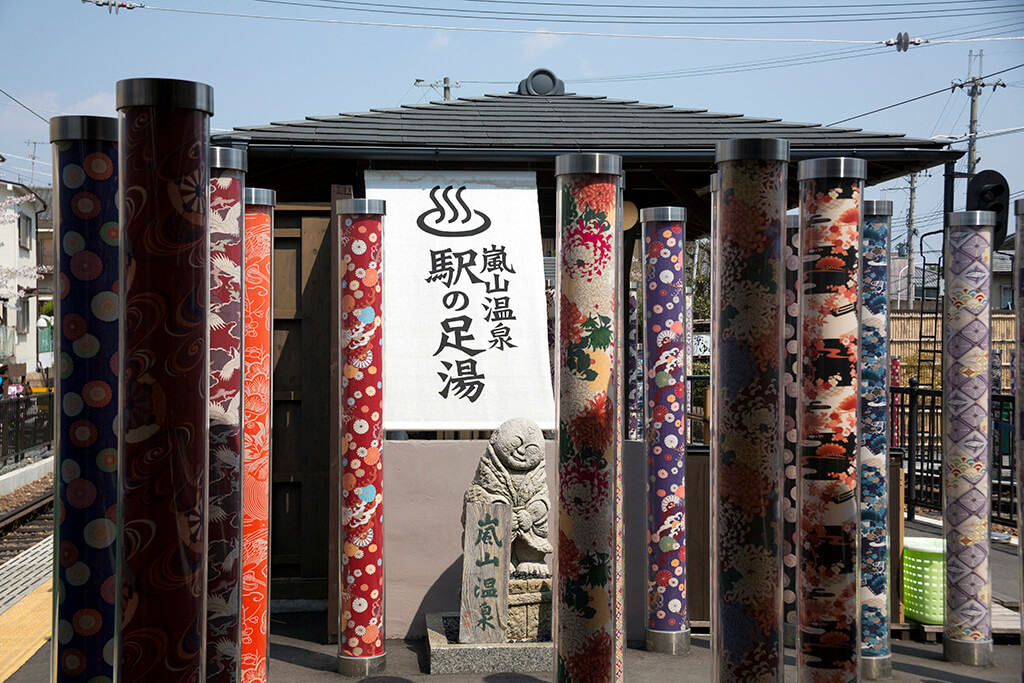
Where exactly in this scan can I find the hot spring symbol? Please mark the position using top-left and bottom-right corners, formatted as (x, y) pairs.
(416, 185), (492, 237)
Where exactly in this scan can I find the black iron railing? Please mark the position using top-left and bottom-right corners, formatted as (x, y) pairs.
(891, 379), (1017, 527)
(0, 392), (54, 466)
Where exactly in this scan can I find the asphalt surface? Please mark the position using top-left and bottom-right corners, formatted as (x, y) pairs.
(10, 614), (1023, 682)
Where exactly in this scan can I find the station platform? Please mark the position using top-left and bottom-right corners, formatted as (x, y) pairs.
(2, 528), (1021, 682)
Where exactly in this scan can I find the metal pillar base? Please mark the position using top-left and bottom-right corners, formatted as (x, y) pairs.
(944, 638), (993, 667)
(337, 653), (386, 677)
(861, 654), (892, 679)
(646, 628), (690, 655)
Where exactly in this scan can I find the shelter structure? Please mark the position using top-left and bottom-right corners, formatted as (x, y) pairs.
(211, 69), (962, 638)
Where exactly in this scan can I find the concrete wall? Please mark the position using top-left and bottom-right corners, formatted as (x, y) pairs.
(382, 439), (708, 642)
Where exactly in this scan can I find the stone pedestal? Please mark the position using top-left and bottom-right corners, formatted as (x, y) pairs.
(508, 577), (552, 642)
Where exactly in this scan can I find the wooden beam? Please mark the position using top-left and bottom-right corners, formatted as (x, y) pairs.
(648, 167), (711, 237)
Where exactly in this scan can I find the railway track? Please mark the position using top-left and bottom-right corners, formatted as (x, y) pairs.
(0, 491), (54, 565)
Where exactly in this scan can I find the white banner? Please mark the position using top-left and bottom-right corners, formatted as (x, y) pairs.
(366, 170), (556, 430)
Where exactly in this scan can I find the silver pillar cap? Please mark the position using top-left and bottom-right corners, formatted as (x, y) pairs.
(337, 198), (386, 215)
(863, 199), (893, 217)
(798, 157), (867, 181)
(555, 153), (622, 177)
(210, 146), (247, 172)
(116, 78), (214, 114)
(640, 206), (686, 224)
(49, 115), (118, 143)
(245, 187), (277, 207)
(948, 210), (997, 228)
(1014, 198), (1024, 215)
(716, 138), (790, 163)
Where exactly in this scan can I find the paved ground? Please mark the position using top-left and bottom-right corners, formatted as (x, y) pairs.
(10, 612), (1023, 682)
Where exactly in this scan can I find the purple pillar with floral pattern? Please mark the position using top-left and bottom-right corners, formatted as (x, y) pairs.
(49, 115), (120, 683)
(711, 139), (788, 682)
(115, 78), (212, 681)
(641, 206), (689, 655)
(797, 157), (865, 683)
(554, 153), (624, 683)
(206, 146), (247, 683)
(942, 210), (996, 667)
(860, 199), (892, 680)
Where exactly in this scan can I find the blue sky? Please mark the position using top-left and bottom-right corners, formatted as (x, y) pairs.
(2, 0), (1022, 261)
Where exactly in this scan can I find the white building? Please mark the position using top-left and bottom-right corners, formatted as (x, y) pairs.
(0, 181), (48, 380)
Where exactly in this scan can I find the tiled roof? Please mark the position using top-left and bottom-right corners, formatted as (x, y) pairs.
(215, 92), (957, 162)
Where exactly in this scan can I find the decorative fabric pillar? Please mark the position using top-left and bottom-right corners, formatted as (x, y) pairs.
(115, 78), (213, 680)
(207, 147), (247, 683)
(1015, 199), (1024, 680)
(554, 153), (624, 683)
(640, 206), (689, 655)
(684, 286), (693, 416)
(335, 198), (387, 677)
(797, 157), (866, 682)
(891, 357), (902, 446)
(241, 188), (276, 683)
(49, 116), (119, 683)
(860, 199), (892, 680)
(627, 288), (642, 440)
(782, 213), (799, 644)
(942, 210), (996, 667)
(711, 139), (788, 682)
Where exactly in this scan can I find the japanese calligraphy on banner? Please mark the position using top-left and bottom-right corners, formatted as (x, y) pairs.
(366, 170), (556, 430)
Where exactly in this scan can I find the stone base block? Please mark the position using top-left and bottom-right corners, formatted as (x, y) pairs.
(426, 612), (553, 675)
(508, 576), (553, 641)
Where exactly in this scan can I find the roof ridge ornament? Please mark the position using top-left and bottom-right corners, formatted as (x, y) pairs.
(517, 68), (565, 97)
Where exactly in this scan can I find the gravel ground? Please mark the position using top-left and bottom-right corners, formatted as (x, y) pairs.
(0, 474), (53, 515)
(0, 443), (53, 477)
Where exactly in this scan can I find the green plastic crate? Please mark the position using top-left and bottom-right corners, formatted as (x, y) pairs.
(903, 537), (945, 625)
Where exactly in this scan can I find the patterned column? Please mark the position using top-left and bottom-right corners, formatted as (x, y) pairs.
(782, 213), (799, 645)
(797, 157), (866, 683)
(640, 206), (689, 655)
(241, 188), (276, 683)
(335, 199), (387, 677)
(1015, 199), (1024, 681)
(115, 78), (213, 680)
(627, 288), (642, 440)
(554, 153), (624, 683)
(207, 147), (247, 683)
(684, 286), (693, 416)
(49, 116), (119, 683)
(942, 210), (996, 666)
(860, 199), (892, 680)
(711, 138), (788, 682)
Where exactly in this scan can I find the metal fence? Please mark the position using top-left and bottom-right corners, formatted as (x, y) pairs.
(891, 379), (1017, 527)
(0, 392), (54, 466)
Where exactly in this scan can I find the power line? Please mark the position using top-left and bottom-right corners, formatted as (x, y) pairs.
(322, 0), (1014, 10)
(826, 62), (1024, 125)
(0, 87), (48, 123)
(84, 1), (1024, 43)
(274, 0), (1024, 24)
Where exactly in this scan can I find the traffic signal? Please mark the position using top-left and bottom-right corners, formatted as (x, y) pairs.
(966, 170), (1010, 247)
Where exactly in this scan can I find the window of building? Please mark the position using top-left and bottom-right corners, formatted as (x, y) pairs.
(1002, 284), (1014, 310)
(15, 300), (29, 334)
(18, 213), (31, 250)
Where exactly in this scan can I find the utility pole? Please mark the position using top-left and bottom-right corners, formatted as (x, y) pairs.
(414, 77), (460, 101)
(952, 50), (1006, 177)
(905, 173), (917, 310)
(24, 140), (41, 186)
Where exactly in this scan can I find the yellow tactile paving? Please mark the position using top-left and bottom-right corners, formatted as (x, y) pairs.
(0, 579), (51, 682)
